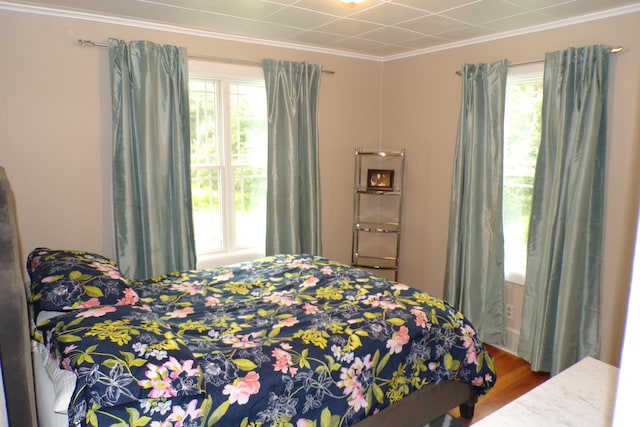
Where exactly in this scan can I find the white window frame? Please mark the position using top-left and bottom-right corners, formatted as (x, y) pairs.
(189, 60), (266, 269)
(503, 62), (544, 285)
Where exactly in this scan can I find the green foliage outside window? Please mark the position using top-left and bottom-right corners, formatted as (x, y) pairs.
(189, 80), (267, 213)
(503, 76), (543, 278)
(189, 76), (267, 254)
(230, 84), (267, 212)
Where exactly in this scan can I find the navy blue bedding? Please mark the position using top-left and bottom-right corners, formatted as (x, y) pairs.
(32, 253), (496, 426)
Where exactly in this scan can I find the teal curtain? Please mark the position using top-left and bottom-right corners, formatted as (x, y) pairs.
(262, 59), (322, 255)
(444, 60), (507, 346)
(109, 38), (196, 279)
(518, 45), (610, 375)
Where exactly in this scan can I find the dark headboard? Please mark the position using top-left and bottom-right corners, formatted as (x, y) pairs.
(0, 166), (38, 426)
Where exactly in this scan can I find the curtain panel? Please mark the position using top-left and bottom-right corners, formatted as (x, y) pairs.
(109, 38), (196, 279)
(518, 45), (610, 375)
(444, 60), (508, 346)
(262, 59), (323, 256)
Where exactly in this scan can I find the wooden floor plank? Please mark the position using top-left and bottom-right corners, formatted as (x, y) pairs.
(449, 344), (550, 425)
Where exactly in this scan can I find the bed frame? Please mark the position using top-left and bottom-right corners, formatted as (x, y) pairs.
(0, 166), (38, 426)
(0, 165), (476, 427)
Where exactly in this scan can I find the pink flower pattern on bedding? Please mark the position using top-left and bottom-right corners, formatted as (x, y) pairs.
(33, 253), (497, 427)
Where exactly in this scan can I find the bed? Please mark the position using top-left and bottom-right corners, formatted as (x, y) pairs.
(0, 165), (496, 427)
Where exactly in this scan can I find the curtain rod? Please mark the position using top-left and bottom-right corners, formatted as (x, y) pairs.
(77, 39), (335, 75)
(454, 46), (623, 76)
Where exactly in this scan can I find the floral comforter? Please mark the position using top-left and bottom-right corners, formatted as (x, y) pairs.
(34, 253), (496, 427)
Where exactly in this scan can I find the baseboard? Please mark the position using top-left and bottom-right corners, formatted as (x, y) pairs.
(493, 327), (520, 356)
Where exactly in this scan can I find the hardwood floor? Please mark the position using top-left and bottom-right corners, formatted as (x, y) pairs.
(449, 344), (550, 425)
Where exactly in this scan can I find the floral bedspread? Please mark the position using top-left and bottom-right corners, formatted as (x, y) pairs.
(34, 254), (496, 427)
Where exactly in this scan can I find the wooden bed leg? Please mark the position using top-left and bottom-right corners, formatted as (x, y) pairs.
(459, 393), (478, 419)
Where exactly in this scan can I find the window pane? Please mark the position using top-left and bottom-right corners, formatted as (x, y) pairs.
(192, 167), (223, 253)
(190, 78), (223, 253)
(230, 83), (267, 166)
(190, 79), (219, 165)
(503, 72), (543, 282)
(234, 167), (267, 248)
(503, 176), (535, 278)
(189, 67), (267, 260)
(230, 82), (267, 250)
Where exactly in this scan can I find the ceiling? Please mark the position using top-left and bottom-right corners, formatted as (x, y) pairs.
(3, 0), (640, 59)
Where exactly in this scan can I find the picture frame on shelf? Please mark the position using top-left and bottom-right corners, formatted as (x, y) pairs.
(367, 169), (394, 191)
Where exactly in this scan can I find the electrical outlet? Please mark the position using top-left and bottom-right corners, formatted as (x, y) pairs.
(505, 304), (514, 320)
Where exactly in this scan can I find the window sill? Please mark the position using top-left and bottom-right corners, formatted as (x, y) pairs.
(197, 249), (265, 269)
(505, 271), (526, 286)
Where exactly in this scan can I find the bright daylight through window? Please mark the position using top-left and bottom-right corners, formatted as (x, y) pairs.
(503, 63), (543, 284)
(189, 62), (267, 265)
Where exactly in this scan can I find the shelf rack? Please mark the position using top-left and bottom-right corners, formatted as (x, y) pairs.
(351, 147), (405, 280)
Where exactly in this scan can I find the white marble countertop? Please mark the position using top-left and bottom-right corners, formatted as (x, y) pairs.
(472, 356), (619, 426)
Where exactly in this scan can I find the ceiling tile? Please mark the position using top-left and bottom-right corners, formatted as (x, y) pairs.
(99, 1), (198, 24)
(179, 11), (254, 34)
(240, 20), (304, 39)
(540, 0), (640, 19)
(198, 0), (284, 20)
(364, 44), (412, 56)
(437, 25), (498, 41)
(397, 34), (449, 49)
(148, 0), (210, 8)
(261, 5), (337, 28)
(293, 0), (387, 16)
(327, 36), (387, 52)
(287, 30), (346, 45)
(315, 17), (384, 36)
(361, 26), (424, 44)
(398, 14), (469, 35)
(502, 0), (575, 11)
(442, 0), (528, 24)
(4, 0), (638, 59)
(31, 0), (150, 17)
(397, 0), (481, 13)
(348, 2), (432, 25)
(12, 0), (125, 12)
(485, 11), (557, 31)
(270, 0), (317, 5)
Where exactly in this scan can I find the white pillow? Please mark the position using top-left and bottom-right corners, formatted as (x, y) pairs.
(36, 310), (66, 325)
(34, 342), (76, 414)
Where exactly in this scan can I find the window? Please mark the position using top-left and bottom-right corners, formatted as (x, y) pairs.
(189, 61), (267, 266)
(503, 63), (543, 284)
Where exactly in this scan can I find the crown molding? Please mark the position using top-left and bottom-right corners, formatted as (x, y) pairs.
(384, 3), (640, 62)
(1, 1), (639, 63)
(0, 1), (383, 62)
